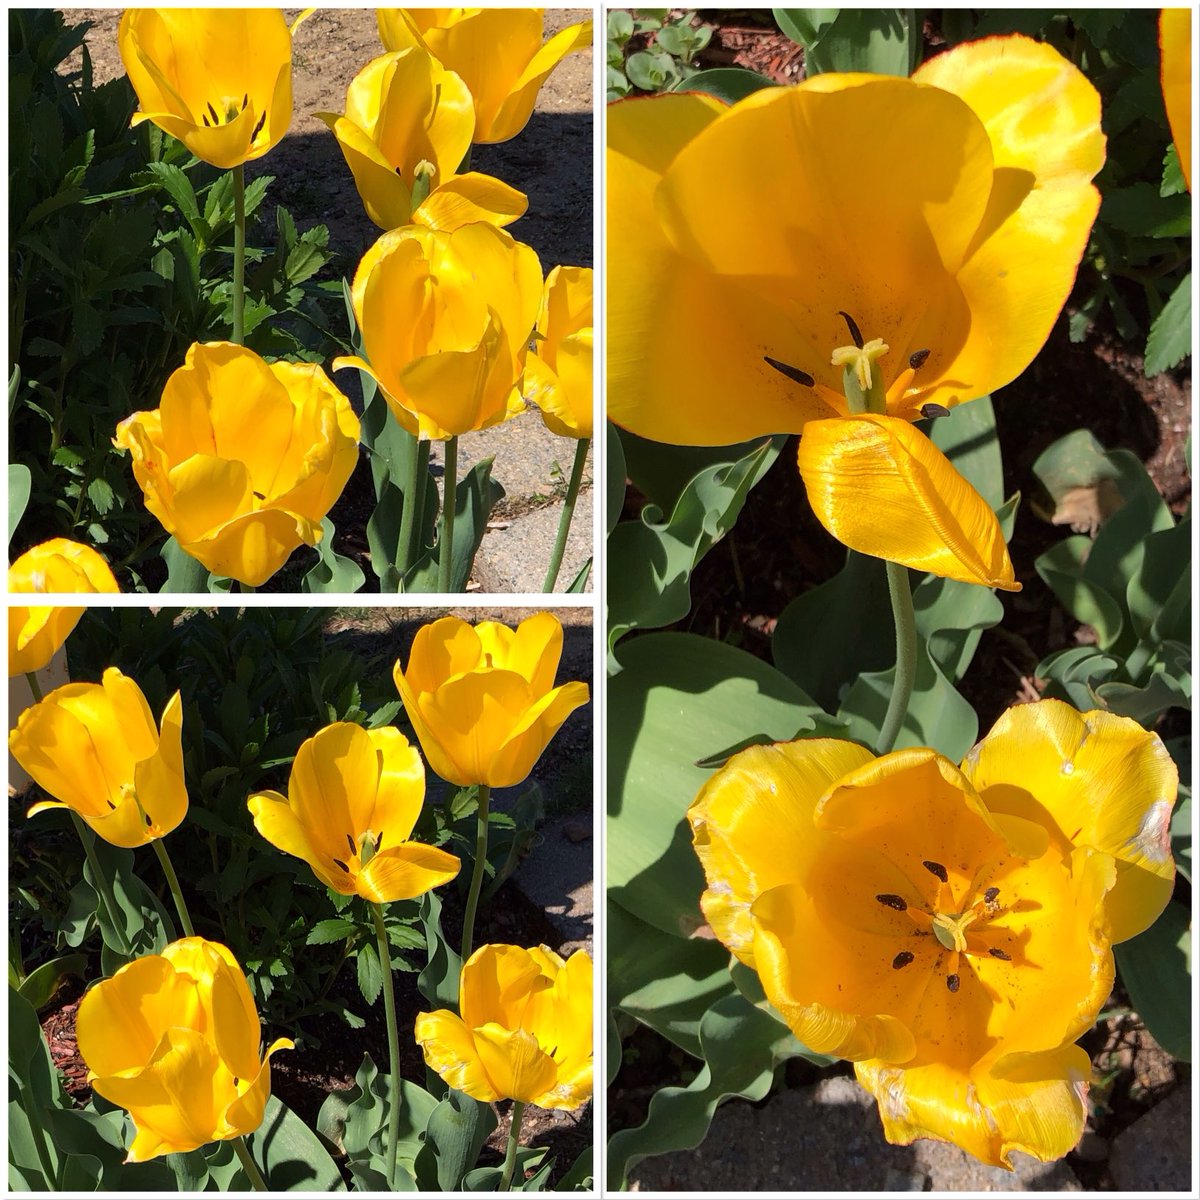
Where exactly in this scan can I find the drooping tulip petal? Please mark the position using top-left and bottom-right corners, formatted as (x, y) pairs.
(689, 700), (1171, 1167)
(1159, 9), (1192, 191)
(796, 414), (1019, 590)
(393, 613), (589, 788)
(117, 9), (297, 168)
(8, 539), (119, 675)
(75, 937), (292, 1160)
(525, 265), (593, 439)
(316, 48), (528, 232)
(416, 943), (593, 1109)
(961, 698), (1178, 943)
(12, 667), (186, 848)
(377, 8), (592, 143)
(248, 721), (459, 903)
(114, 342), (360, 587)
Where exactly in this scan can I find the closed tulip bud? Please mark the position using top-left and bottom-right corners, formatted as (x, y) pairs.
(8, 539), (119, 675)
(336, 225), (542, 441)
(377, 8), (592, 144)
(248, 722), (460, 903)
(416, 943), (592, 1109)
(75, 937), (292, 1162)
(114, 342), (360, 587)
(524, 265), (593, 439)
(316, 48), (527, 232)
(10, 667), (186, 848)
(117, 8), (305, 168)
(393, 612), (589, 788)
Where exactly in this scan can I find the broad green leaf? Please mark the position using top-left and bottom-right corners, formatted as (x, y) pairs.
(1115, 900), (1191, 1061)
(302, 516), (365, 594)
(16, 952), (87, 1011)
(159, 535), (210, 593)
(1126, 518), (1189, 646)
(557, 1145), (593, 1191)
(404, 459), (503, 593)
(414, 1090), (496, 1191)
(9, 463), (31, 545)
(1170, 795), (1191, 883)
(244, 1095), (345, 1191)
(417, 888), (461, 1008)
(775, 8), (917, 75)
(675, 67), (777, 103)
(8, 985), (70, 1188)
(606, 420), (626, 536)
(1101, 184), (1191, 238)
(1144, 272), (1191, 376)
(1036, 537), (1126, 651)
(608, 632), (825, 936)
(928, 396), (1002, 507)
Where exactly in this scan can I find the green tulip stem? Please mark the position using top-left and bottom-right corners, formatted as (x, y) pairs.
(23, 670), (43, 703)
(396, 438), (431, 589)
(438, 436), (459, 592)
(877, 560), (918, 755)
(460, 785), (491, 963)
(231, 1134), (269, 1191)
(232, 163), (246, 345)
(542, 437), (590, 592)
(499, 1101), (526, 1192)
(370, 902), (402, 1190)
(151, 837), (196, 938)
(68, 812), (132, 956)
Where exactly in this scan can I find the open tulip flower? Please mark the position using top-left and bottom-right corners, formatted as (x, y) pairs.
(688, 698), (1177, 1166)
(75, 937), (292, 1161)
(393, 612), (589, 788)
(117, 8), (305, 169)
(8, 538), (119, 675)
(336, 224), (542, 441)
(415, 943), (593, 1109)
(317, 47), (527, 232)
(248, 722), (460, 903)
(114, 342), (360, 587)
(1160, 9), (1192, 191)
(609, 35), (1105, 588)
(377, 8), (592, 144)
(11, 666), (186, 848)
(525, 265), (594, 440)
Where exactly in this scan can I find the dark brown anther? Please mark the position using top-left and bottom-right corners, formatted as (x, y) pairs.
(346, 833), (356, 855)
(332, 858), (348, 872)
(984, 887), (1000, 904)
(107, 799), (117, 810)
(145, 812), (153, 826)
(920, 403), (950, 420)
(837, 310), (864, 349)
(233, 1076), (239, 1086)
(908, 348), (931, 370)
(988, 947), (1011, 961)
(202, 113), (211, 127)
(207, 101), (220, 124)
(252, 491), (265, 500)
(946, 973), (960, 993)
(875, 894), (908, 911)
(764, 355), (814, 389)
(251, 112), (267, 141)
(395, 165), (403, 175)
(922, 860), (948, 883)
(242, 93), (249, 110)
(892, 951), (914, 969)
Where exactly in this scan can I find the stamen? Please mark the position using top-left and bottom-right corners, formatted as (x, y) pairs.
(875, 894), (908, 911)
(920, 403), (950, 420)
(252, 491), (265, 500)
(908, 348), (931, 370)
(946, 973), (961, 993)
(106, 799), (117, 810)
(346, 833), (357, 855)
(988, 947), (1011, 960)
(395, 166), (403, 176)
(202, 113), (211, 127)
(145, 812), (153, 826)
(892, 951), (914, 969)
(233, 1076), (239, 1086)
(251, 112), (267, 141)
(332, 858), (348, 872)
(764, 356), (814, 389)
(242, 93), (249, 110)
(207, 101), (220, 124)
(922, 860), (948, 883)
(984, 886), (1000, 904)
(837, 310), (864, 349)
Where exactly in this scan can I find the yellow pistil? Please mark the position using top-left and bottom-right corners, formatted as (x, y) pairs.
(931, 908), (979, 953)
(831, 337), (889, 392)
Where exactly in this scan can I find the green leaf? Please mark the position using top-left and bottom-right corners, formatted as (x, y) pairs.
(676, 67), (777, 103)
(1036, 536), (1126, 650)
(142, 160), (201, 225)
(414, 1090), (497, 1191)
(557, 1145), (593, 1191)
(9, 463), (32, 546)
(16, 952), (87, 1011)
(244, 1095), (346, 1191)
(1144, 272), (1191, 376)
(8, 985), (70, 1188)
(606, 420), (626, 536)
(626, 49), (679, 92)
(1101, 183), (1191, 238)
(775, 8), (917, 75)
(609, 631), (825, 936)
(159, 535), (211, 593)
(1160, 143), (1185, 197)
(1171, 794), (1191, 883)
(307, 918), (357, 946)
(1115, 900), (1191, 1061)
(356, 939), (382, 1005)
(86, 476), (115, 517)
(302, 516), (365, 593)
(566, 557), (592, 592)
(417, 888), (462, 1008)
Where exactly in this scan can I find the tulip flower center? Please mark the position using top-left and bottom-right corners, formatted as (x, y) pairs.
(831, 337), (889, 394)
(198, 94), (267, 142)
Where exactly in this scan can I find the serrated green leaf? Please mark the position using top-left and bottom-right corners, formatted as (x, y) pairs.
(1144, 272), (1191, 376)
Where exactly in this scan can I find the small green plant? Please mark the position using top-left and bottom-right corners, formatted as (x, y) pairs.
(607, 9), (714, 100)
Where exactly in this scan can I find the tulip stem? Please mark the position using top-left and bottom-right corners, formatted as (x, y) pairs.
(437, 436), (459, 592)
(16, 1073), (60, 1188)
(542, 437), (590, 592)
(23, 671), (43, 703)
(231, 1134), (269, 1191)
(232, 164), (246, 345)
(460, 785), (491, 963)
(877, 561), (918, 755)
(370, 902), (402, 1190)
(151, 837), (196, 938)
(396, 438), (431, 589)
(499, 1101), (526, 1191)
(68, 811), (132, 957)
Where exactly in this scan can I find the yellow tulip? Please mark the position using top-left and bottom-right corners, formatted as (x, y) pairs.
(247, 722), (460, 903)
(8, 538), (119, 675)
(316, 48), (527, 232)
(392, 612), (589, 788)
(377, 8), (592, 144)
(524, 265), (593, 439)
(114, 342), (360, 587)
(335, 224), (542, 441)
(10, 667), (186, 849)
(117, 8), (304, 169)
(688, 699), (1176, 1167)
(415, 943), (593, 1108)
(1160, 9), (1192, 191)
(75, 937), (292, 1162)
(609, 36), (1105, 588)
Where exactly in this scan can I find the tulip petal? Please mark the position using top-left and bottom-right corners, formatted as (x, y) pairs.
(688, 738), (875, 965)
(290, 723), (379, 857)
(131, 690), (187, 839)
(471, 1023), (560, 1106)
(961, 699), (1178, 942)
(184, 507), (316, 588)
(357, 843), (461, 904)
(415, 1009), (501, 1102)
(414, 173), (529, 231)
(223, 1037), (293, 1139)
(359, 726), (424, 841)
(247, 789), (348, 894)
(489, 680), (591, 789)
(400, 616), (485, 692)
(317, 111), (416, 230)
(459, 944), (550, 1030)
(483, 611), (564, 695)
(1160, 11), (1191, 191)
(331, 356), (422, 439)
(797, 414), (1018, 589)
